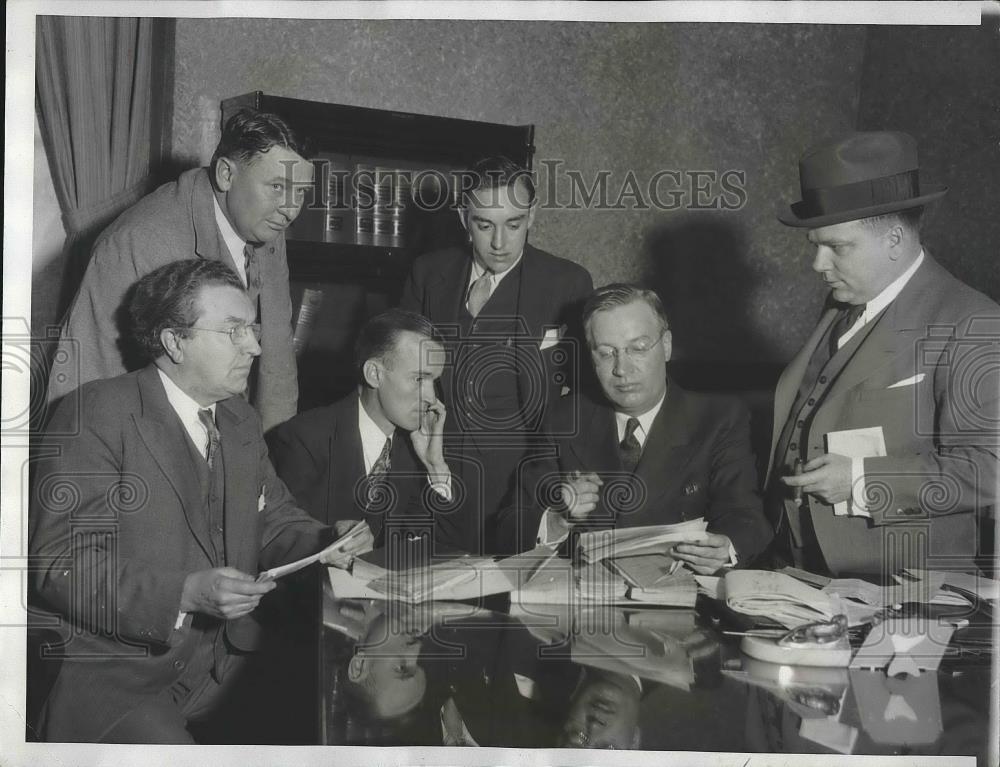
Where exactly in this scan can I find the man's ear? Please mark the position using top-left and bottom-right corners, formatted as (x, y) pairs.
(525, 197), (538, 229)
(214, 156), (237, 192)
(347, 654), (366, 682)
(362, 359), (383, 389)
(160, 328), (184, 364)
(661, 329), (673, 363)
(885, 223), (905, 259)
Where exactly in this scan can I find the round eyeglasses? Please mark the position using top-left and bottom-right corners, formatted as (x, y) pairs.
(182, 323), (262, 345)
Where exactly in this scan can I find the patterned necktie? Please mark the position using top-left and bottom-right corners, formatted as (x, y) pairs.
(243, 243), (261, 316)
(466, 270), (493, 317)
(619, 416), (642, 473)
(197, 408), (221, 470)
(366, 436), (392, 507)
(829, 303), (866, 355)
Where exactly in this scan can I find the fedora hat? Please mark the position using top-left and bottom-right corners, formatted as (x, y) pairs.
(779, 131), (947, 227)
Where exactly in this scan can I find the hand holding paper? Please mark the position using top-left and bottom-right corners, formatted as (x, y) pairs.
(258, 520), (373, 582)
(673, 532), (735, 575)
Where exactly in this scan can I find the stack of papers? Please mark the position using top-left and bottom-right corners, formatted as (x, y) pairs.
(577, 519), (709, 564)
(725, 570), (849, 629)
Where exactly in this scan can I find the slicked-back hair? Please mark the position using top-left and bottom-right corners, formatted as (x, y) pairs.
(209, 108), (310, 180)
(460, 154), (536, 207)
(355, 309), (441, 383)
(128, 259), (246, 361)
(582, 283), (670, 346)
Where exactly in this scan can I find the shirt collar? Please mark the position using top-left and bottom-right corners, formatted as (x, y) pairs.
(864, 249), (924, 321)
(212, 194), (248, 279)
(614, 391), (666, 446)
(468, 250), (524, 290)
(157, 367), (215, 423)
(357, 392), (395, 472)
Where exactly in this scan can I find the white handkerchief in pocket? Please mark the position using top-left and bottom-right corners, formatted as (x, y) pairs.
(258, 486), (266, 512)
(887, 373), (925, 389)
(539, 326), (564, 351)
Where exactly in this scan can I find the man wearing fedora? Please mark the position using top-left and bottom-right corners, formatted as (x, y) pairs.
(766, 131), (999, 579)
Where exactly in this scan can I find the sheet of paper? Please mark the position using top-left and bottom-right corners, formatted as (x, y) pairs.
(258, 521), (368, 582)
(826, 426), (886, 516)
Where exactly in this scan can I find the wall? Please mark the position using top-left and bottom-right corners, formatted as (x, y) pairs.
(170, 20), (870, 364)
(857, 23), (1000, 296)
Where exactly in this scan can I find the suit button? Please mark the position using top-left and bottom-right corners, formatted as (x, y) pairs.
(173, 660), (186, 670)
(819, 376), (827, 384)
(807, 398), (815, 406)
(797, 420), (804, 428)
(790, 443), (797, 451)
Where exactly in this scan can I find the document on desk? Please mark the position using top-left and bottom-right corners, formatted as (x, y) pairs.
(725, 569), (847, 629)
(578, 518), (708, 563)
(825, 426), (886, 516)
(257, 521), (369, 582)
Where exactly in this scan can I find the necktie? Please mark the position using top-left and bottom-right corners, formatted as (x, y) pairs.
(830, 303), (866, 355)
(619, 416), (642, 473)
(243, 243), (261, 316)
(466, 270), (493, 317)
(197, 408), (221, 469)
(366, 436), (392, 507)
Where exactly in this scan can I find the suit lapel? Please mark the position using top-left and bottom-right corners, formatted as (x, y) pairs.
(634, 380), (697, 504)
(133, 366), (214, 561)
(341, 394), (368, 521)
(191, 169), (226, 263)
(217, 398), (258, 564)
(434, 251), (473, 405)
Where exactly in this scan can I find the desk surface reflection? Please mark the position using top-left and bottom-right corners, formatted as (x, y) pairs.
(318, 580), (992, 758)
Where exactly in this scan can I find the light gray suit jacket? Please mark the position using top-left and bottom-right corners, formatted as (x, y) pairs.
(766, 253), (999, 575)
(46, 167), (298, 431)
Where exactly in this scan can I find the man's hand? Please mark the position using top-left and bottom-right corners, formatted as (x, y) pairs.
(672, 533), (734, 575)
(180, 567), (275, 620)
(780, 453), (852, 505)
(411, 399), (449, 478)
(559, 471), (604, 521)
(319, 520), (375, 569)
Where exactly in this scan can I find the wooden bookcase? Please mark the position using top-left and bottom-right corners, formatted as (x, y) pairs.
(220, 92), (535, 409)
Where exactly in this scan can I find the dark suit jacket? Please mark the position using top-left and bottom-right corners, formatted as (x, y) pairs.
(266, 392), (429, 539)
(400, 243), (593, 552)
(29, 365), (330, 741)
(399, 243), (594, 422)
(765, 253), (999, 576)
(501, 377), (773, 562)
(46, 168), (297, 431)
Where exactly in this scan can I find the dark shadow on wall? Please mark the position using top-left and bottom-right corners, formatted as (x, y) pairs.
(642, 215), (782, 375)
(641, 215), (783, 482)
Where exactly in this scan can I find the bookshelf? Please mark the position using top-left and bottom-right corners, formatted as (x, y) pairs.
(220, 92), (535, 409)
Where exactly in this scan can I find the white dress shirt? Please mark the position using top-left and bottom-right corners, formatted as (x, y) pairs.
(157, 368), (216, 460)
(837, 251), (924, 517)
(212, 195), (249, 286)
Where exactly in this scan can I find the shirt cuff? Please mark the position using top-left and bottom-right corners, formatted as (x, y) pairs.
(726, 541), (739, 567)
(428, 474), (452, 502)
(536, 508), (571, 547)
(849, 457), (872, 518)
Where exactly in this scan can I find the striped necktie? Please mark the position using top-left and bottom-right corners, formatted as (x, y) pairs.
(198, 408), (221, 470)
(619, 416), (642, 473)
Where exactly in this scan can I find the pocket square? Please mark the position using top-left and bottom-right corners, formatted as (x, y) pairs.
(258, 486), (266, 512)
(539, 326), (565, 351)
(887, 373), (925, 389)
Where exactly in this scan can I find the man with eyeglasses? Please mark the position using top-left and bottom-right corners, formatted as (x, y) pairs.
(29, 259), (358, 743)
(500, 283), (772, 572)
(46, 108), (314, 432)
